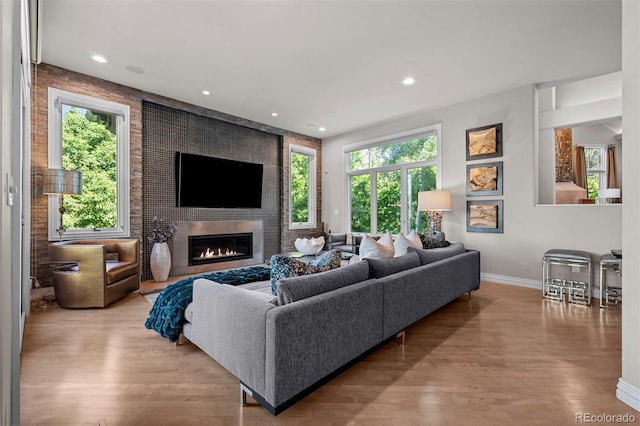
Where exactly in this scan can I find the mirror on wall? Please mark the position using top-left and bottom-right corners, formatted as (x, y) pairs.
(536, 71), (622, 205)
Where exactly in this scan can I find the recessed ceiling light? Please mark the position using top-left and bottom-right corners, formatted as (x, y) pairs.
(125, 65), (144, 74)
(402, 77), (416, 86)
(202, 90), (211, 96)
(272, 112), (278, 117)
(91, 55), (107, 63)
(318, 127), (326, 132)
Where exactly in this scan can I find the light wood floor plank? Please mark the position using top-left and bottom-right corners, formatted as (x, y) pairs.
(20, 282), (637, 425)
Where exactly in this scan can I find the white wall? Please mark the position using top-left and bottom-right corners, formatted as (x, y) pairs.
(618, 0), (640, 411)
(322, 84), (622, 284)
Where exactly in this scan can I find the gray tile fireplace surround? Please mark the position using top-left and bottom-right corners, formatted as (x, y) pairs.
(172, 220), (265, 276)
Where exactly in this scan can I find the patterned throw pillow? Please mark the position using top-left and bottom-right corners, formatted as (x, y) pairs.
(418, 231), (449, 249)
(269, 250), (341, 296)
(309, 249), (341, 270)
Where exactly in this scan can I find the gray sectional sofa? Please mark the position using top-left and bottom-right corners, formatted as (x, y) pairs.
(182, 243), (480, 415)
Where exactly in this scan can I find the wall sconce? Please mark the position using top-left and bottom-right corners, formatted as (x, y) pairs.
(42, 168), (83, 240)
(598, 188), (621, 204)
(418, 190), (451, 245)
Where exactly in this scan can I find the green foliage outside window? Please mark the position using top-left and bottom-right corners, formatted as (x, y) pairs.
(350, 135), (438, 233)
(291, 151), (310, 223)
(350, 174), (371, 233)
(61, 107), (117, 229)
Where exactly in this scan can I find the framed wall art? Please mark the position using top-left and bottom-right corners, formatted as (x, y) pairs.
(466, 161), (503, 196)
(467, 200), (503, 233)
(466, 123), (503, 160)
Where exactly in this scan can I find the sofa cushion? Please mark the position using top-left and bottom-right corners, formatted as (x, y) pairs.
(359, 235), (394, 260)
(365, 252), (420, 278)
(222, 284), (278, 305)
(269, 250), (341, 295)
(276, 260), (370, 305)
(408, 242), (466, 265)
(393, 232), (422, 257)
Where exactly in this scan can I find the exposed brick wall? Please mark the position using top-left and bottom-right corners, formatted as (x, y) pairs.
(281, 134), (325, 252)
(30, 63), (322, 285)
(31, 64), (143, 287)
(555, 128), (573, 182)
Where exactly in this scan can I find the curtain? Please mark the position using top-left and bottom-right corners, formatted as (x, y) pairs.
(572, 145), (587, 189)
(607, 145), (618, 189)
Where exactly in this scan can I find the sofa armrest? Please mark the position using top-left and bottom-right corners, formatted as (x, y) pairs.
(190, 279), (276, 397)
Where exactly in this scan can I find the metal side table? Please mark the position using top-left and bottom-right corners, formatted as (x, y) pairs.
(599, 253), (622, 308)
(542, 249), (592, 305)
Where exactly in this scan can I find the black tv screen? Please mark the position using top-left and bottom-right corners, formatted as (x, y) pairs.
(176, 152), (263, 208)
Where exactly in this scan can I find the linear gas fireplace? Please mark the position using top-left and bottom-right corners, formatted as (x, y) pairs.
(189, 232), (253, 266)
(173, 220), (264, 276)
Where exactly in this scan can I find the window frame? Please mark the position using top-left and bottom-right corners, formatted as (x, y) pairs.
(47, 88), (130, 240)
(288, 144), (317, 230)
(343, 124), (442, 234)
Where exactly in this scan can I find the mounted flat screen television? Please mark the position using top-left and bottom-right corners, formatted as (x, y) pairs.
(175, 152), (263, 208)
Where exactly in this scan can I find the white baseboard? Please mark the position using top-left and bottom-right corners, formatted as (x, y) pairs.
(617, 379), (640, 411)
(480, 273), (541, 290)
(481, 273), (602, 298)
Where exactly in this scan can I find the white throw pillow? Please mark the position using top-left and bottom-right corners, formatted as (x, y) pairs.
(378, 231), (395, 252)
(359, 235), (394, 260)
(394, 232), (422, 257)
(407, 230), (423, 248)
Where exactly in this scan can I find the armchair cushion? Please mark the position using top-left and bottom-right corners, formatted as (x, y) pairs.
(105, 261), (138, 284)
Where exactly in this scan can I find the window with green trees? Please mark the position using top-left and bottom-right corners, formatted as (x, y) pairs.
(585, 146), (605, 200)
(347, 125), (440, 234)
(48, 88), (130, 240)
(289, 145), (316, 229)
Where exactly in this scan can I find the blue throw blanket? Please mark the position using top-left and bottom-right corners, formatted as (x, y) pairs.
(144, 266), (271, 342)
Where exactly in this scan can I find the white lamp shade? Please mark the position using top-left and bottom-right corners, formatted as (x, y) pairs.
(598, 188), (620, 199)
(418, 190), (451, 211)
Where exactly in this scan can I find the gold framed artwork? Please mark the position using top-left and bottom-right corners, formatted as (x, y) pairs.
(467, 200), (503, 233)
(466, 161), (503, 196)
(466, 123), (503, 160)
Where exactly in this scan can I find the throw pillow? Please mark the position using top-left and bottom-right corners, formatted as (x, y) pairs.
(393, 232), (422, 257)
(407, 230), (423, 247)
(269, 250), (342, 296)
(359, 234), (394, 260)
(270, 255), (322, 295)
(418, 231), (449, 249)
(309, 249), (341, 270)
(378, 231), (395, 253)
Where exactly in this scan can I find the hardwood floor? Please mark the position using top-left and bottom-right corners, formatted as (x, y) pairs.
(20, 282), (635, 425)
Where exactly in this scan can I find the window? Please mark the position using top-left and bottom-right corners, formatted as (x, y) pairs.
(289, 145), (316, 229)
(585, 146), (605, 200)
(48, 88), (130, 240)
(345, 124), (441, 234)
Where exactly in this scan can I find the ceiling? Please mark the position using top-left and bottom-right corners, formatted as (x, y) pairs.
(39, 1), (622, 139)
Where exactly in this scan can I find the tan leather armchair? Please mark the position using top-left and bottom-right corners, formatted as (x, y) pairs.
(49, 239), (140, 308)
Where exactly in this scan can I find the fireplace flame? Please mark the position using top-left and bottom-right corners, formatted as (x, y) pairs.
(200, 247), (238, 258)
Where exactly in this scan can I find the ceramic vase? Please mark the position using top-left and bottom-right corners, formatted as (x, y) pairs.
(150, 242), (171, 282)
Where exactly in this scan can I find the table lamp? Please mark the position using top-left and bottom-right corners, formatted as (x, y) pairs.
(598, 188), (620, 204)
(418, 190), (451, 246)
(43, 168), (83, 240)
